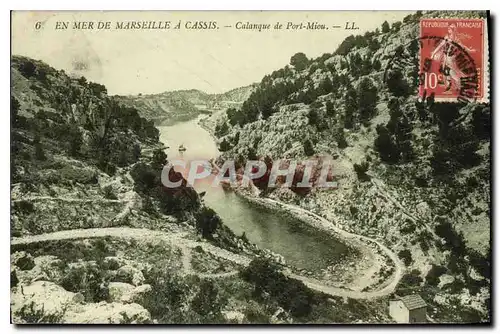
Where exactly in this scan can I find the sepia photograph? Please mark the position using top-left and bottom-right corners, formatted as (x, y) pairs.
(10, 10), (491, 325)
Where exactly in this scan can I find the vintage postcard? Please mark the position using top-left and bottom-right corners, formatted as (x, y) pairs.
(10, 10), (491, 324)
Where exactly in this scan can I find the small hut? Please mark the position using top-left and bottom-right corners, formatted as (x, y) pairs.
(389, 294), (427, 323)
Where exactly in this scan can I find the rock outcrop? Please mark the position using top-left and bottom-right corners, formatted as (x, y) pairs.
(11, 280), (152, 324)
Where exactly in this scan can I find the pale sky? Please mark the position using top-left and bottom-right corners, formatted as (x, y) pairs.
(12, 11), (413, 95)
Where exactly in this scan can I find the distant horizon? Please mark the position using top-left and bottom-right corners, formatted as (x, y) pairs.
(12, 11), (413, 95)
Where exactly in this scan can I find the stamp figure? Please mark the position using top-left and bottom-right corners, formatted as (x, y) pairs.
(419, 18), (488, 103)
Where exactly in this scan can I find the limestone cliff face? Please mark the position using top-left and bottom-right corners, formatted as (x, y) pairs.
(210, 11), (490, 321)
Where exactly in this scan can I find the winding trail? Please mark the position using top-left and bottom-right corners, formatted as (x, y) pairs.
(12, 196), (123, 204)
(111, 192), (137, 223)
(12, 166), (404, 298)
(11, 227), (245, 280)
(12, 167), (404, 298)
(244, 196), (405, 299)
(11, 223), (403, 299)
(211, 163), (403, 297)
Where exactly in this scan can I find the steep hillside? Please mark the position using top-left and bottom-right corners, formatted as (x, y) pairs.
(211, 10), (490, 323)
(116, 85), (256, 126)
(10, 56), (242, 324)
(11, 56), (394, 324)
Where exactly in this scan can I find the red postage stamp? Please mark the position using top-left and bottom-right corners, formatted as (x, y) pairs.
(419, 18), (488, 103)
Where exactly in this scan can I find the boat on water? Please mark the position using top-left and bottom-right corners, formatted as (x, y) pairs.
(178, 144), (187, 152)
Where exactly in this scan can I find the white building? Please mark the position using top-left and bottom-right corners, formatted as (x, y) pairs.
(389, 294), (427, 323)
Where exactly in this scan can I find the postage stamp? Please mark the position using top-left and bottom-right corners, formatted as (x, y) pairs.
(419, 18), (489, 103)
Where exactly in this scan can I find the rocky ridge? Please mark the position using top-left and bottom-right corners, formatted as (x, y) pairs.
(208, 10), (490, 323)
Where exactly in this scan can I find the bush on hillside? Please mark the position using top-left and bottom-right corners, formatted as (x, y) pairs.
(195, 207), (221, 239)
(353, 161), (370, 182)
(103, 185), (118, 200)
(374, 125), (399, 163)
(290, 52), (309, 71)
(336, 129), (348, 149)
(303, 139), (315, 157)
(60, 262), (110, 302)
(190, 280), (228, 323)
(426, 265), (447, 287)
(386, 69), (410, 97)
(240, 258), (319, 318)
(398, 249), (413, 266)
(151, 148), (167, 170)
(131, 162), (158, 193)
(357, 78), (378, 124)
(381, 21), (390, 33)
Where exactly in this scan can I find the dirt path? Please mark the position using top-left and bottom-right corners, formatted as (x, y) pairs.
(11, 227), (187, 246)
(111, 191), (137, 223)
(11, 163), (404, 298)
(179, 244), (193, 274)
(11, 224), (402, 299)
(12, 196), (123, 204)
(252, 197), (405, 297)
(176, 244), (239, 279)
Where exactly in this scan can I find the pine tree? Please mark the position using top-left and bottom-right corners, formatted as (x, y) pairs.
(325, 101), (335, 117)
(396, 116), (414, 162)
(344, 88), (358, 129)
(374, 125), (399, 163)
(382, 21), (390, 33)
(68, 125), (83, 157)
(349, 53), (363, 77)
(11, 96), (20, 127)
(336, 129), (348, 149)
(152, 148), (167, 170)
(308, 108), (320, 126)
(319, 77), (334, 95)
(303, 139), (315, 156)
(219, 138), (231, 152)
(214, 122), (229, 137)
(357, 78), (378, 124)
(290, 52), (309, 71)
(386, 69), (409, 97)
(33, 134), (46, 161)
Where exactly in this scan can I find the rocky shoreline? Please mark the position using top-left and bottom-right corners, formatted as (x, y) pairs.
(199, 113), (403, 294)
(231, 186), (403, 293)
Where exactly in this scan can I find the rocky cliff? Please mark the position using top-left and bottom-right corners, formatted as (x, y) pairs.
(210, 10), (490, 323)
(10, 55), (241, 324)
